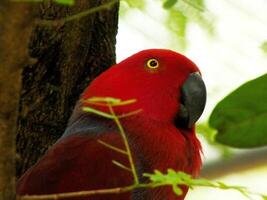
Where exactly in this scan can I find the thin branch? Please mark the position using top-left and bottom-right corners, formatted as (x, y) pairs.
(111, 99), (137, 106)
(107, 103), (140, 185)
(11, 0), (74, 6)
(112, 160), (132, 172)
(17, 169), (267, 200)
(117, 109), (143, 119)
(35, 0), (118, 26)
(83, 98), (137, 107)
(17, 183), (156, 200)
(97, 139), (128, 155)
(82, 107), (114, 119)
(86, 97), (122, 104)
(16, 186), (134, 200)
(11, 0), (44, 3)
(83, 97), (140, 184)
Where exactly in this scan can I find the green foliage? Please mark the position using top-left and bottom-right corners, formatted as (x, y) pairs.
(54, 0), (74, 5)
(197, 123), (232, 158)
(119, 0), (213, 50)
(163, 0), (213, 50)
(197, 123), (216, 142)
(176, 0), (214, 34)
(163, 0), (178, 9)
(261, 41), (267, 54)
(119, 0), (146, 16)
(209, 74), (267, 148)
(122, 0), (146, 9)
(181, 0), (205, 11)
(165, 7), (187, 50)
(144, 169), (260, 198)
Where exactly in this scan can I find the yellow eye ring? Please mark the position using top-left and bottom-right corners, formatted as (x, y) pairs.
(146, 58), (159, 69)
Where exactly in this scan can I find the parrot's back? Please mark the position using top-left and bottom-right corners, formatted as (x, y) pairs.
(17, 132), (133, 200)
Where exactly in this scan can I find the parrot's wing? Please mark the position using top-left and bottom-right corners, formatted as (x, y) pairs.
(60, 113), (115, 139)
(17, 133), (133, 200)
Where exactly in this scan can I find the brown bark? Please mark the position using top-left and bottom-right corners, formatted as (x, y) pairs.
(0, 1), (35, 199)
(16, 0), (119, 177)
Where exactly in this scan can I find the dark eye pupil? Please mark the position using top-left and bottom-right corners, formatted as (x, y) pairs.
(150, 60), (157, 66)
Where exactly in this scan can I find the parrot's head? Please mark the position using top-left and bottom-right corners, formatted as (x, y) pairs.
(82, 49), (206, 129)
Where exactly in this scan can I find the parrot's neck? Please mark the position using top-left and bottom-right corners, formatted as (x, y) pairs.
(122, 116), (202, 200)
(122, 116), (202, 177)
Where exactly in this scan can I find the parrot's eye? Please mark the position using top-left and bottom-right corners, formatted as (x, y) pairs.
(146, 59), (159, 69)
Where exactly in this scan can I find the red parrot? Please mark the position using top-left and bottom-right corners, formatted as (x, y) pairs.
(17, 49), (206, 200)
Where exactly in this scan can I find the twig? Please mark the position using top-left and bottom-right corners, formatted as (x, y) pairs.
(17, 186), (133, 200)
(16, 183), (157, 200)
(112, 160), (132, 172)
(35, 0), (118, 26)
(83, 98), (137, 107)
(107, 103), (140, 185)
(83, 97), (140, 184)
(117, 109), (142, 119)
(97, 139), (128, 155)
(82, 107), (114, 119)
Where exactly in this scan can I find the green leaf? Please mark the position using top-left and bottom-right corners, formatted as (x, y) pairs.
(197, 123), (233, 158)
(165, 8), (187, 50)
(181, 0), (205, 11)
(209, 74), (267, 148)
(261, 41), (267, 54)
(54, 0), (74, 5)
(143, 170), (265, 198)
(172, 185), (183, 195)
(163, 0), (178, 9)
(121, 0), (145, 9)
(119, 0), (145, 16)
(176, 0), (214, 35)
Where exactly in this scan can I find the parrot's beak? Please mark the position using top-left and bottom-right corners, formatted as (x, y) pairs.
(175, 72), (206, 128)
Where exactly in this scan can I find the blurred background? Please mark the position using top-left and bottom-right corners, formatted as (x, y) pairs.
(116, 0), (267, 199)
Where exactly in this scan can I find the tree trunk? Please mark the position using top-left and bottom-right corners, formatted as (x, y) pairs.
(16, 0), (119, 177)
(0, 1), (35, 199)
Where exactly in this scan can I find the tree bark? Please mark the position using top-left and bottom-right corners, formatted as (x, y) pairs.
(16, 0), (119, 177)
(0, 1), (35, 199)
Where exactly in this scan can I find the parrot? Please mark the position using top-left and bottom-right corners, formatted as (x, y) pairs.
(17, 49), (206, 200)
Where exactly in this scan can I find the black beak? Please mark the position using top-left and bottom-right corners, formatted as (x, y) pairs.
(175, 72), (206, 128)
